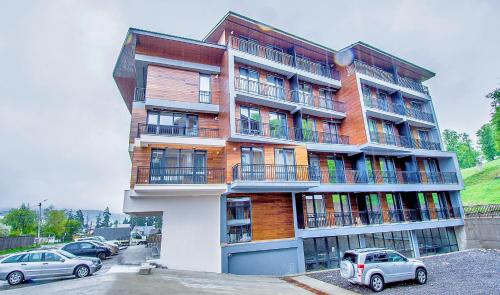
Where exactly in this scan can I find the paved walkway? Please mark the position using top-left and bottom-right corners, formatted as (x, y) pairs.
(2, 267), (312, 295)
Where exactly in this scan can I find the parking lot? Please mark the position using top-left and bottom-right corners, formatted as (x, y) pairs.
(308, 249), (500, 294)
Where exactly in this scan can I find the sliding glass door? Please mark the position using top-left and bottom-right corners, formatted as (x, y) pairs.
(241, 147), (264, 180)
(149, 149), (206, 184)
(240, 106), (261, 135)
(275, 148), (296, 180)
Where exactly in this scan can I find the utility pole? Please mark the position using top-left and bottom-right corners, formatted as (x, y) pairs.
(37, 199), (48, 240)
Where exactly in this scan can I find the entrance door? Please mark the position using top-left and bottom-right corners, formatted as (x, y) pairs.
(379, 157), (397, 184)
(193, 151), (207, 184)
(308, 154), (321, 181)
(241, 147), (264, 180)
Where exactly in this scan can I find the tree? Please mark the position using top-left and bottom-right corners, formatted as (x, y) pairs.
(66, 209), (74, 221)
(3, 204), (37, 235)
(486, 88), (500, 150)
(0, 223), (11, 237)
(442, 129), (480, 168)
(95, 213), (102, 229)
(122, 217), (130, 224)
(477, 123), (498, 161)
(102, 207), (111, 228)
(43, 210), (68, 239)
(75, 210), (85, 228)
(130, 216), (146, 227)
(113, 220), (119, 227)
(64, 219), (81, 241)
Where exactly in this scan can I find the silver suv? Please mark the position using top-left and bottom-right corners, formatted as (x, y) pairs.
(340, 248), (427, 292)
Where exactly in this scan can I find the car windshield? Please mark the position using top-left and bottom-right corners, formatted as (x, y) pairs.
(56, 250), (77, 259)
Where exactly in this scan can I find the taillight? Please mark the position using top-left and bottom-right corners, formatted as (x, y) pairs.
(357, 263), (365, 277)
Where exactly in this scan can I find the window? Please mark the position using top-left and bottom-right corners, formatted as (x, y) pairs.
(239, 106), (261, 135)
(417, 193), (430, 221)
(382, 121), (396, 144)
(1, 254), (24, 264)
(319, 89), (334, 110)
(199, 74), (211, 103)
(146, 111), (198, 136)
(423, 159), (440, 183)
(388, 251), (406, 262)
(274, 148), (296, 180)
(80, 243), (95, 249)
(301, 117), (317, 142)
(386, 193), (404, 222)
(269, 112), (287, 139)
(323, 121), (340, 143)
(332, 194), (351, 226)
(241, 147), (264, 180)
(28, 252), (44, 262)
(149, 149), (207, 184)
(227, 198), (251, 243)
(368, 119), (379, 142)
(377, 90), (389, 111)
(416, 227), (458, 256)
(365, 157), (375, 183)
(297, 83), (312, 105)
(266, 75), (285, 99)
(44, 252), (62, 262)
(326, 156), (345, 183)
(239, 67), (259, 93)
(379, 157), (397, 183)
(305, 195), (326, 227)
(308, 154), (321, 181)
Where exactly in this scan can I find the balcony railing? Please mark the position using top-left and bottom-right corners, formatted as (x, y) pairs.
(348, 59), (430, 95)
(234, 77), (346, 113)
(235, 118), (295, 140)
(294, 128), (350, 145)
(229, 36), (340, 80)
(369, 131), (413, 148)
(463, 204), (500, 218)
(405, 107), (434, 123)
(303, 207), (461, 229)
(136, 166), (226, 185)
(232, 164), (313, 182)
(134, 87), (146, 102)
(137, 123), (219, 139)
(199, 91), (211, 103)
(363, 96), (406, 115)
(314, 169), (458, 185)
(412, 138), (441, 150)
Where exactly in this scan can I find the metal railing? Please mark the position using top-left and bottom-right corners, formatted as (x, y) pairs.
(232, 164), (312, 182)
(412, 138), (441, 150)
(235, 118), (295, 140)
(229, 36), (340, 80)
(463, 204), (500, 218)
(229, 35), (294, 66)
(234, 77), (346, 113)
(405, 107), (434, 123)
(303, 207), (461, 229)
(369, 131), (413, 148)
(363, 96), (406, 115)
(348, 59), (430, 95)
(134, 87), (146, 102)
(294, 129), (350, 145)
(314, 169), (458, 185)
(137, 123), (220, 139)
(199, 91), (211, 103)
(136, 166), (225, 184)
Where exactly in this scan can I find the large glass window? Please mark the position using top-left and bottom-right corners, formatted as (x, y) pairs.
(418, 193), (430, 221)
(269, 112), (287, 139)
(323, 121), (340, 144)
(305, 195), (326, 228)
(199, 74), (211, 103)
(146, 111), (198, 136)
(239, 67), (259, 93)
(240, 147), (264, 180)
(300, 117), (317, 142)
(266, 75), (285, 99)
(332, 194), (352, 226)
(319, 89), (334, 109)
(416, 227), (458, 256)
(297, 82), (312, 105)
(227, 198), (252, 243)
(326, 156), (345, 183)
(379, 157), (397, 184)
(240, 106), (261, 135)
(274, 148), (296, 180)
(149, 149), (206, 184)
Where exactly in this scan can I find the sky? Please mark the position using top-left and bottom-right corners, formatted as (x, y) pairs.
(0, 0), (498, 212)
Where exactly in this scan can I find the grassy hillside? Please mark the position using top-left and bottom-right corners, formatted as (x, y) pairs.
(460, 158), (500, 205)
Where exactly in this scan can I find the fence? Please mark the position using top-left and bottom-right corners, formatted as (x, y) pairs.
(0, 236), (35, 251)
(463, 204), (500, 218)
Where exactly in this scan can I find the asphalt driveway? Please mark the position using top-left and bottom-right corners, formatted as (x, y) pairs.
(308, 249), (500, 295)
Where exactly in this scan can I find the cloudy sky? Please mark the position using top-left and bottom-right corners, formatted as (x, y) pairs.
(0, 0), (498, 212)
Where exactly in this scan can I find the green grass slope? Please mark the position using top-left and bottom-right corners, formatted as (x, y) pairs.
(460, 158), (500, 205)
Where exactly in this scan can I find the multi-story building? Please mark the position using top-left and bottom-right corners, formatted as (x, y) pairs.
(113, 12), (465, 275)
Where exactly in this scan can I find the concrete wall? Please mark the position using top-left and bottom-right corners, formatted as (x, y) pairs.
(462, 217), (500, 249)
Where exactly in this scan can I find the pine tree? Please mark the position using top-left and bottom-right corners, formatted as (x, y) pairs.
(95, 213), (102, 229)
(76, 210), (85, 228)
(102, 207), (111, 228)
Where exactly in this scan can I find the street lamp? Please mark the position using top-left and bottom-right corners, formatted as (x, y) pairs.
(37, 199), (48, 240)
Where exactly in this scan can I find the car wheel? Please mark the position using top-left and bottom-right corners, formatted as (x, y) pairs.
(7, 271), (24, 286)
(75, 265), (90, 278)
(97, 252), (106, 260)
(416, 268), (427, 284)
(370, 274), (384, 292)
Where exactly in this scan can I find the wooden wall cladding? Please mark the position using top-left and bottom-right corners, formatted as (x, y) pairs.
(336, 66), (368, 144)
(227, 193), (294, 241)
(146, 65), (220, 105)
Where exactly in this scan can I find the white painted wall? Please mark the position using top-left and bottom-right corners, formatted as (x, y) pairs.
(123, 192), (221, 273)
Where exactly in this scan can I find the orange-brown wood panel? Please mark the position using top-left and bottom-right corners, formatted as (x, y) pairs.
(426, 192), (437, 219)
(227, 193), (294, 241)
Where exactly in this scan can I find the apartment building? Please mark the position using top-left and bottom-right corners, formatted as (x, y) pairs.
(113, 12), (465, 275)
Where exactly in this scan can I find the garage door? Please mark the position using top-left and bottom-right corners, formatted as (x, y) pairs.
(228, 247), (298, 275)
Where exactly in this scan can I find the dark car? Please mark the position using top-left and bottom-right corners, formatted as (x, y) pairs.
(62, 241), (112, 260)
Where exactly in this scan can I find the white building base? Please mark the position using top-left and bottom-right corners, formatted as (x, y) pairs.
(123, 191), (221, 273)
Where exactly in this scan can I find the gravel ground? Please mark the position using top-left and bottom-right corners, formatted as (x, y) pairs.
(308, 249), (500, 294)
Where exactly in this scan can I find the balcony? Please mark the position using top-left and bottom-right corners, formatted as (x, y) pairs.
(348, 60), (430, 96)
(135, 123), (225, 147)
(199, 91), (212, 103)
(229, 36), (341, 87)
(133, 166), (227, 195)
(302, 207), (461, 229)
(234, 77), (346, 118)
(369, 131), (413, 148)
(134, 87), (146, 102)
(315, 169), (458, 185)
(294, 129), (349, 145)
(412, 138), (441, 151)
(405, 107), (434, 123)
(231, 164), (320, 190)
